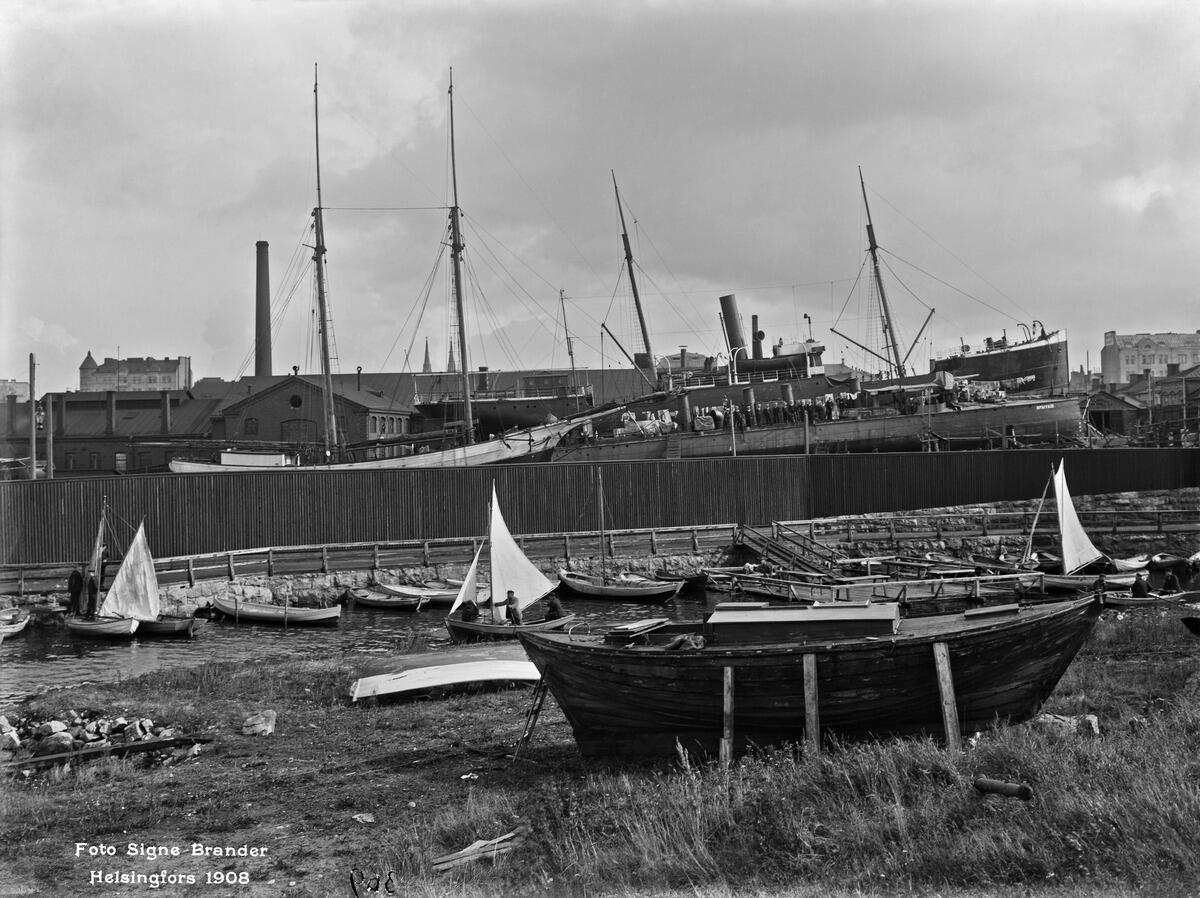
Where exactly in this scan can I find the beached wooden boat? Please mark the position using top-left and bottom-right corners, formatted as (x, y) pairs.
(0, 608), (30, 638)
(518, 596), (1101, 760)
(350, 660), (541, 701)
(557, 569), (682, 600)
(65, 616), (140, 638)
(1110, 554), (1151, 572)
(211, 594), (341, 626)
(1041, 572), (1136, 591)
(1148, 553), (1189, 570)
(346, 587), (425, 611)
(447, 613), (575, 644)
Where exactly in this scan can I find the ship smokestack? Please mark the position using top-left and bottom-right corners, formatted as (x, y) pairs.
(751, 314), (763, 360)
(719, 294), (747, 357)
(255, 241), (272, 377)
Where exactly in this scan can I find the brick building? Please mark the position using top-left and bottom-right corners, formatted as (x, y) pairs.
(79, 351), (193, 392)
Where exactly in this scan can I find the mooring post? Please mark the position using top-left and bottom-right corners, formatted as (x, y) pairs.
(267, 548), (274, 577)
(372, 544), (380, 570)
(933, 642), (961, 751)
(186, 557), (195, 588)
(649, 529), (658, 554)
(423, 541), (430, 566)
(803, 653), (820, 755)
(563, 533), (570, 559)
(720, 666), (735, 767)
(321, 546), (328, 574)
(226, 553), (235, 581)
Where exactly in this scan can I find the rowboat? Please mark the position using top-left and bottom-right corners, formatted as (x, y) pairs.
(0, 608), (30, 638)
(66, 616), (140, 638)
(1041, 572), (1136, 591)
(346, 587), (425, 611)
(1101, 591), (1187, 608)
(211, 594), (341, 626)
(557, 569), (682, 601)
(350, 660), (541, 701)
(446, 613), (575, 643)
(377, 582), (457, 600)
(1110, 554), (1151, 572)
(1148, 553), (1189, 570)
(138, 615), (199, 637)
(518, 596), (1101, 760)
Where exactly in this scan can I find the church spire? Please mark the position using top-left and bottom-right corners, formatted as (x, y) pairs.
(422, 338), (432, 374)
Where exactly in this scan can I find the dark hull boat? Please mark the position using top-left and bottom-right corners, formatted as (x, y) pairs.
(446, 613), (575, 644)
(931, 328), (1068, 395)
(518, 596), (1100, 761)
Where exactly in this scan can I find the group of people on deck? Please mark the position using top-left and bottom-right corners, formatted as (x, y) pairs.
(459, 589), (565, 626)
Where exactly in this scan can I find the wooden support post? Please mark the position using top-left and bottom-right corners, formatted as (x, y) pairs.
(267, 548), (274, 577)
(649, 529), (658, 554)
(933, 642), (961, 751)
(18, 569), (25, 598)
(803, 653), (820, 755)
(691, 528), (699, 552)
(563, 533), (570, 559)
(720, 666), (735, 768)
(423, 541), (430, 566)
(372, 544), (380, 570)
(227, 553), (235, 581)
(321, 546), (328, 574)
(982, 515), (989, 536)
(186, 557), (195, 588)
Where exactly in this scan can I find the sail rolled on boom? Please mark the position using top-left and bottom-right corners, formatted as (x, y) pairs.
(99, 523), (162, 621)
(1053, 460), (1104, 575)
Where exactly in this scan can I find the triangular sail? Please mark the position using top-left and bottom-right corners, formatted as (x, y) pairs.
(1053, 460), (1104, 575)
(489, 483), (555, 618)
(88, 505), (106, 582)
(449, 544), (483, 616)
(98, 523), (161, 621)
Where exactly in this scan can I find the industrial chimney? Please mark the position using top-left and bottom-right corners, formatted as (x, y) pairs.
(719, 294), (747, 356)
(255, 241), (272, 376)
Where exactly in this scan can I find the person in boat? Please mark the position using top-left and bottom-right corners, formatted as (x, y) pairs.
(85, 572), (99, 618)
(460, 599), (480, 622)
(67, 566), (84, 616)
(1131, 572), (1150, 599)
(1162, 569), (1182, 594)
(1091, 574), (1107, 594)
(545, 593), (565, 621)
(505, 590), (524, 626)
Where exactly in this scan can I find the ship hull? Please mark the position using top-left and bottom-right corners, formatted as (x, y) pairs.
(931, 333), (1068, 394)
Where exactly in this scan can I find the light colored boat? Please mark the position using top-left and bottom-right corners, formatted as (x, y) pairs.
(346, 587), (425, 611)
(66, 616), (140, 638)
(211, 594), (341, 626)
(67, 511), (163, 640)
(557, 569), (682, 600)
(138, 615), (198, 637)
(350, 660), (540, 701)
(0, 608), (30, 638)
(1110, 554), (1150, 572)
(444, 484), (569, 643)
(1040, 572), (1136, 591)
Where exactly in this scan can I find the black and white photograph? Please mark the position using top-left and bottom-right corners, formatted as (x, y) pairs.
(2, 1), (1200, 895)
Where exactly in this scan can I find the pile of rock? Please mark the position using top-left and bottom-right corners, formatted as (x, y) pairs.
(0, 709), (182, 766)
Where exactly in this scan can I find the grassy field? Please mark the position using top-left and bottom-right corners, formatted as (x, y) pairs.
(1, 607), (1198, 897)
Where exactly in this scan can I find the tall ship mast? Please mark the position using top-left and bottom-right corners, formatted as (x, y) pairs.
(312, 64), (339, 459)
(448, 70), (475, 444)
(613, 173), (654, 369)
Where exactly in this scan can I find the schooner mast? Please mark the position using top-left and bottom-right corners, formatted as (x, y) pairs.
(312, 64), (339, 459)
(612, 173), (654, 368)
(859, 166), (907, 379)
(448, 70), (475, 444)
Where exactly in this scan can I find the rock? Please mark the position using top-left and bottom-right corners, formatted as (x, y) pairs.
(35, 721), (68, 737)
(0, 731), (20, 751)
(1033, 712), (1100, 737)
(66, 709), (83, 725)
(158, 727), (176, 740)
(242, 710), (277, 736)
(34, 731), (75, 756)
(0, 715), (12, 732)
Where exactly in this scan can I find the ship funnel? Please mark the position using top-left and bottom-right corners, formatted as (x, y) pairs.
(720, 294), (747, 355)
(751, 314), (764, 359)
(255, 241), (272, 377)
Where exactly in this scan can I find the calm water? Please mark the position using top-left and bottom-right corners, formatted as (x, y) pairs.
(0, 592), (721, 707)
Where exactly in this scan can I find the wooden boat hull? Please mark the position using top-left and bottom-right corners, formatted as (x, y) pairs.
(65, 617), (140, 638)
(0, 609), (31, 637)
(1041, 572), (1136, 591)
(347, 588), (424, 610)
(211, 595), (341, 626)
(138, 616), (198, 637)
(446, 613), (575, 644)
(1101, 592), (1182, 608)
(518, 597), (1100, 760)
(557, 570), (682, 600)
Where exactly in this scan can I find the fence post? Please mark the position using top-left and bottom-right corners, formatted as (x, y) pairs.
(933, 642), (961, 751)
(187, 557), (195, 588)
(227, 553), (235, 581)
(321, 546), (328, 574)
(721, 666), (735, 768)
(423, 541), (430, 566)
(373, 544), (380, 570)
(650, 529), (658, 554)
(267, 548), (274, 577)
(803, 653), (820, 755)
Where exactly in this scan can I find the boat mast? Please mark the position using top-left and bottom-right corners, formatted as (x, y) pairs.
(613, 173), (654, 368)
(560, 289), (580, 413)
(597, 468), (606, 581)
(859, 167), (906, 378)
(313, 64), (339, 459)
(448, 70), (475, 444)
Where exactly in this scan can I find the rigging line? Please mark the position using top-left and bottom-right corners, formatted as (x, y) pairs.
(878, 254), (934, 312)
(879, 247), (1019, 323)
(457, 96), (604, 285)
(323, 206), (449, 212)
(380, 241), (448, 372)
(831, 256), (871, 327)
(619, 196), (710, 339)
(864, 185), (1032, 322)
(462, 251), (525, 369)
(461, 211), (564, 301)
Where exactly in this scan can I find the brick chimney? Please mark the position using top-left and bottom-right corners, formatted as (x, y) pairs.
(160, 390), (171, 434)
(106, 391), (116, 435)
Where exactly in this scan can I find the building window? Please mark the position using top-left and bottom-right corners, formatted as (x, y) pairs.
(90, 452), (101, 469)
(289, 394), (303, 409)
(65, 452), (75, 470)
(245, 417), (259, 436)
(370, 415), (378, 435)
(114, 452), (127, 473)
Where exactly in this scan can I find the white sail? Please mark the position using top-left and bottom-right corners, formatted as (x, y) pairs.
(1053, 460), (1104, 575)
(99, 523), (161, 621)
(88, 506), (106, 581)
(449, 544), (483, 616)
(488, 483), (555, 622)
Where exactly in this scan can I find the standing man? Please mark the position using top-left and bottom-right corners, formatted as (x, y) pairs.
(85, 572), (100, 619)
(67, 566), (84, 616)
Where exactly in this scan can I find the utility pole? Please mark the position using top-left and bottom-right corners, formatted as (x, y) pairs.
(28, 353), (37, 480)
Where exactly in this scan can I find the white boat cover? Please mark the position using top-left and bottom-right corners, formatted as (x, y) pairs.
(1053, 460), (1104, 575)
(488, 484), (556, 623)
(100, 523), (161, 621)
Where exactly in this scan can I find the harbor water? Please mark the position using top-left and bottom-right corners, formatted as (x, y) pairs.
(0, 592), (721, 706)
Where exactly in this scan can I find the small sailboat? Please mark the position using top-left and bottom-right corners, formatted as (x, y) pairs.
(557, 472), (682, 601)
(445, 485), (574, 643)
(65, 509), (194, 638)
(1037, 461), (1135, 591)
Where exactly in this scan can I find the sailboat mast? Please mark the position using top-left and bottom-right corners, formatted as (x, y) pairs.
(613, 173), (654, 367)
(560, 289), (580, 413)
(448, 70), (475, 444)
(313, 64), (338, 459)
(859, 167), (907, 379)
(597, 469), (606, 581)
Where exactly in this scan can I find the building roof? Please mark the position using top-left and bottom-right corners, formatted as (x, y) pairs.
(89, 355), (184, 374)
(217, 375), (418, 415)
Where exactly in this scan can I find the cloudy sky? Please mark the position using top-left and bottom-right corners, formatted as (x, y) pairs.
(3, 1), (1199, 395)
